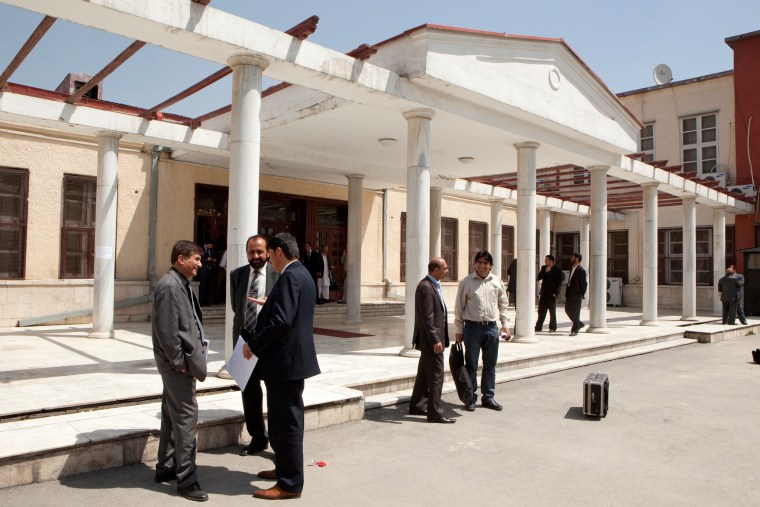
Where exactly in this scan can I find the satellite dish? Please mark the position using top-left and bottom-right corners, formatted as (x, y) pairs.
(653, 64), (673, 85)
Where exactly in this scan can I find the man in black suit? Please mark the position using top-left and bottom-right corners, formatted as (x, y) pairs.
(409, 257), (455, 424)
(243, 233), (320, 500)
(535, 254), (563, 332)
(197, 241), (218, 306)
(718, 267), (743, 325)
(152, 240), (209, 502)
(301, 242), (323, 304)
(230, 235), (278, 457)
(564, 253), (587, 336)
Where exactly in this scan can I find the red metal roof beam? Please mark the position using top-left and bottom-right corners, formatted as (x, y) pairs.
(192, 0), (212, 5)
(285, 15), (319, 40)
(146, 66), (232, 119)
(0, 15), (56, 90)
(66, 40), (146, 104)
(346, 44), (379, 61)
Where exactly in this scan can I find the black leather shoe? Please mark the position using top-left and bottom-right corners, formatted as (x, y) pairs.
(482, 399), (503, 411)
(409, 408), (428, 416)
(534, 326), (541, 332)
(177, 482), (208, 502)
(578, 322), (586, 330)
(464, 403), (476, 412)
(155, 468), (176, 483)
(239, 441), (268, 456)
(570, 331), (578, 337)
(428, 416), (456, 424)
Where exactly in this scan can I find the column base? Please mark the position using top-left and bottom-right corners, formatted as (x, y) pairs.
(217, 365), (232, 380)
(586, 326), (610, 334)
(345, 318), (363, 324)
(680, 316), (699, 322)
(399, 346), (420, 358)
(510, 335), (539, 343)
(88, 330), (114, 339)
(639, 319), (660, 327)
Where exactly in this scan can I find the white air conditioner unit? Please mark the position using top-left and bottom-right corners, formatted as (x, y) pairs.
(607, 277), (623, 306)
(727, 184), (757, 198)
(702, 172), (727, 187)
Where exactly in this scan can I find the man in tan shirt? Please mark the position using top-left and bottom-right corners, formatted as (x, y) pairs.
(454, 251), (511, 412)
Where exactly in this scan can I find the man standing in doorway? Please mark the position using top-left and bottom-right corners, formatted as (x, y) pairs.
(243, 233), (320, 500)
(301, 242), (323, 304)
(230, 235), (278, 457)
(409, 258), (454, 423)
(535, 254), (563, 333)
(454, 251), (511, 412)
(318, 244), (331, 304)
(564, 253), (587, 336)
(152, 240), (209, 502)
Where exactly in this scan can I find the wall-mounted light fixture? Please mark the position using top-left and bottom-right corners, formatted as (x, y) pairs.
(458, 156), (475, 164)
(378, 138), (398, 146)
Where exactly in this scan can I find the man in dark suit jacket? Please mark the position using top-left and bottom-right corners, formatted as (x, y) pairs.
(230, 235), (278, 457)
(243, 233), (320, 500)
(409, 258), (454, 423)
(152, 240), (209, 502)
(535, 254), (563, 332)
(301, 242), (323, 303)
(564, 252), (587, 336)
(718, 267), (743, 325)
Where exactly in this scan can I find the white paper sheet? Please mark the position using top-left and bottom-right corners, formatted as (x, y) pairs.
(226, 336), (257, 391)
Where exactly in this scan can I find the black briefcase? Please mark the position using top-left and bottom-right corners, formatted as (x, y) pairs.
(583, 372), (609, 418)
(752, 349), (760, 364)
(449, 342), (473, 404)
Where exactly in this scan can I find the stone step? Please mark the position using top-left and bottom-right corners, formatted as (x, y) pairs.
(364, 337), (696, 410)
(200, 300), (405, 323)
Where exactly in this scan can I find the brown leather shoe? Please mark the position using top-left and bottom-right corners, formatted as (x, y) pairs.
(257, 469), (277, 480)
(253, 485), (301, 500)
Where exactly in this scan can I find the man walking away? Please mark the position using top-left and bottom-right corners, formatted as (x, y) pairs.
(535, 254), (563, 332)
(564, 253), (587, 336)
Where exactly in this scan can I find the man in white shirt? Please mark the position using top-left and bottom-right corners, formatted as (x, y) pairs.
(318, 244), (331, 304)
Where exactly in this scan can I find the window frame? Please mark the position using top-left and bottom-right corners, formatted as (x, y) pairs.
(60, 174), (97, 279)
(657, 226), (714, 286)
(0, 167), (29, 279)
(681, 112), (718, 175)
(640, 123), (655, 162)
(468, 221), (488, 274)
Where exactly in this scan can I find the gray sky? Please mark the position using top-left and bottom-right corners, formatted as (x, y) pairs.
(0, 0), (758, 118)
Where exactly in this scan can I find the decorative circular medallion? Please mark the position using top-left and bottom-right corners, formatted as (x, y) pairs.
(548, 68), (561, 91)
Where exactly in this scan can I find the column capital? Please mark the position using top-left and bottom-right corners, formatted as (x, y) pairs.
(681, 194), (697, 202)
(402, 108), (435, 121)
(346, 173), (365, 181)
(711, 204), (727, 211)
(587, 165), (610, 173)
(489, 197), (504, 205)
(96, 131), (122, 140)
(227, 53), (270, 70)
(641, 181), (660, 189)
(513, 141), (540, 150)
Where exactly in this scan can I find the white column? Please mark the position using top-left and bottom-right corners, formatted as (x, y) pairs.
(539, 208), (551, 258)
(579, 216), (590, 308)
(588, 165), (609, 333)
(401, 109), (434, 357)
(513, 142), (540, 343)
(430, 187), (442, 258)
(713, 206), (726, 316)
(223, 54), (269, 368)
(681, 195), (698, 321)
(346, 174), (364, 322)
(89, 132), (121, 339)
(490, 198), (503, 281)
(641, 183), (659, 325)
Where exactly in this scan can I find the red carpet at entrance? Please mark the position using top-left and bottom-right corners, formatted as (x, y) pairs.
(313, 327), (374, 338)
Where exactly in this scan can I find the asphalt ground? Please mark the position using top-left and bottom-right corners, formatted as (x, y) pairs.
(3, 334), (759, 506)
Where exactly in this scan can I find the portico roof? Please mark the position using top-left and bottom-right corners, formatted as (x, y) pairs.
(0, 0), (753, 215)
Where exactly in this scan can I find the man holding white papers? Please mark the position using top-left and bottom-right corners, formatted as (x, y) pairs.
(242, 232), (320, 500)
(230, 235), (278, 457)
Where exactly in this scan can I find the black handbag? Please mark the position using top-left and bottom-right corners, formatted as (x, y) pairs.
(449, 342), (473, 404)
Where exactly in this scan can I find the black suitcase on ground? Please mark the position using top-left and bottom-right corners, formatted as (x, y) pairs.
(583, 372), (609, 418)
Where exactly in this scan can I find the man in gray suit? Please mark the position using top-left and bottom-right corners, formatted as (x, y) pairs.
(153, 240), (209, 502)
(230, 235), (278, 456)
(718, 267), (743, 325)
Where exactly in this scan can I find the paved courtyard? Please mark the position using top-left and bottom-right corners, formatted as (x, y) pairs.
(2, 331), (759, 506)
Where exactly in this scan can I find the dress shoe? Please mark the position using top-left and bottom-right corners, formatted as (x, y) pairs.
(428, 416), (456, 424)
(253, 485), (301, 500)
(239, 441), (268, 456)
(464, 403), (476, 412)
(549, 329), (556, 333)
(481, 399), (503, 411)
(409, 407), (428, 416)
(177, 482), (208, 502)
(257, 469), (277, 480)
(570, 331), (578, 337)
(534, 326), (542, 332)
(154, 468), (176, 483)
(578, 321), (586, 330)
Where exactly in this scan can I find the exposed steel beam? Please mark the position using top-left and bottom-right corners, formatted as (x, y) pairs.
(186, 104), (231, 129)
(346, 43), (378, 61)
(146, 66), (232, 119)
(285, 15), (319, 40)
(0, 15), (56, 90)
(66, 40), (146, 104)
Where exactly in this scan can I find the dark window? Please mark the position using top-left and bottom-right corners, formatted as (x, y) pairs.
(557, 232), (580, 272)
(468, 221), (488, 274)
(0, 168), (28, 279)
(501, 225), (515, 281)
(608, 230), (629, 282)
(726, 225), (735, 269)
(441, 217), (458, 281)
(658, 227), (713, 285)
(61, 175), (96, 279)
(400, 212), (406, 282)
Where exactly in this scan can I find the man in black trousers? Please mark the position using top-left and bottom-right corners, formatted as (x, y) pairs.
(535, 254), (563, 332)
(564, 253), (587, 336)
(230, 235), (278, 457)
(243, 233), (320, 500)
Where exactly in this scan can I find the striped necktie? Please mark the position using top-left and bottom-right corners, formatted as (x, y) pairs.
(245, 269), (261, 333)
